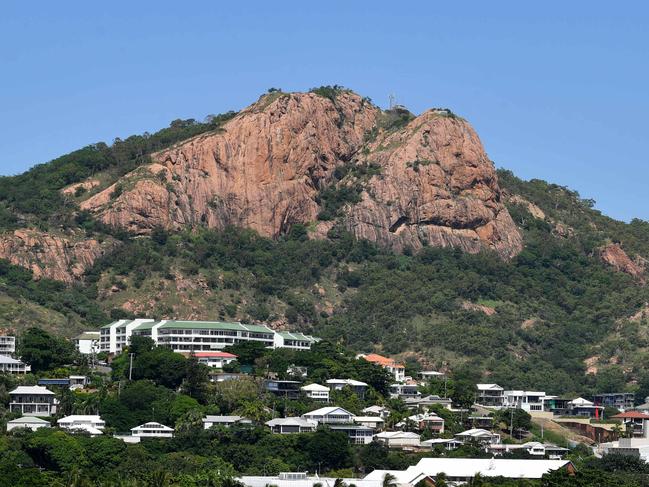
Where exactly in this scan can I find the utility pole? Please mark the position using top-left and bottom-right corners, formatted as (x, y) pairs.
(510, 407), (514, 439)
(129, 353), (135, 380)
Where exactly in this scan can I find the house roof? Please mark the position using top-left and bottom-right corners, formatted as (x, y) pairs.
(58, 415), (104, 423)
(375, 431), (420, 439)
(456, 428), (494, 437)
(8, 416), (51, 424)
(411, 458), (572, 479)
(0, 355), (26, 365)
(266, 417), (317, 427)
(193, 351), (238, 358)
(303, 406), (354, 417)
(612, 411), (649, 419)
(362, 405), (389, 414)
(156, 320), (273, 334)
(10, 386), (54, 395)
(325, 378), (368, 387)
(353, 416), (385, 423)
(476, 383), (504, 391)
(361, 354), (405, 368)
(74, 332), (100, 340)
(570, 397), (596, 406)
(277, 332), (319, 342)
(132, 422), (174, 432)
(203, 415), (246, 423)
(300, 383), (330, 392)
(100, 320), (128, 330)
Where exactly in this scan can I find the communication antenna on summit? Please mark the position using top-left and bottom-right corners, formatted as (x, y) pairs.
(388, 93), (396, 110)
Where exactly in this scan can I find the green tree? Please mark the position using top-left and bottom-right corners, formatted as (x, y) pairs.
(18, 327), (77, 372)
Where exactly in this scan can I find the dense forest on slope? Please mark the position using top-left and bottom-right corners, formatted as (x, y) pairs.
(1, 92), (649, 397)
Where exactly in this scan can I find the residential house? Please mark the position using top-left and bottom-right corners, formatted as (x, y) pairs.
(455, 428), (501, 445)
(543, 396), (572, 415)
(364, 458), (575, 484)
(131, 422), (174, 438)
(302, 406), (355, 424)
(374, 431), (421, 448)
(300, 383), (330, 402)
(237, 472), (381, 487)
(611, 411), (649, 437)
(476, 384), (505, 408)
(193, 351), (238, 368)
(353, 416), (385, 430)
(265, 380), (302, 399)
(58, 415), (105, 435)
(504, 390), (547, 412)
(599, 437), (649, 462)
(9, 386), (58, 416)
(69, 375), (89, 390)
(0, 355), (30, 374)
(389, 383), (421, 400)
(325, 379), (368, 398)
(266, 417), (317, 434)
(6, 416), (51, 432)
(328, 424), (374, 444)
(397, 413), (444, 433)
(0, 335), (16, 356)
(362, 405), (390, 419)
(359, 354), (406, 382)
(636, 397), (649, 413)
(74, 332), (100, 355)
(488, 442), (570, 459)
(594, 393), (635, 411)
(568, 397), (604, 418)
(203, 416), (252, 429)
(465, 416), (495, 430)
(420, 438), (464, 451)
(273, 332), (320, 350)
(403, 394), (453, 411)
(418, 370), (445, 380)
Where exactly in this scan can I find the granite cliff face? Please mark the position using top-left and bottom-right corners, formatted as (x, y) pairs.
(0, 229), (114, 283)
(80, 91), (522, 259)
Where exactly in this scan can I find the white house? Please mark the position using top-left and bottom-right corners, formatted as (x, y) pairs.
(359, 354), (406, 382)
(203, 415), (252, 429)
(476, 384), (505, 407)
(599, 437), (649, 462)
(420, 438), (464, 451)
(302, 406), (355, 424)
(325, 379), (368, 398)
(455, 428), (501, 445)
(131, 422), (174, 438)
(266, 417), (318, 434)
(488, 441), (570, 459)
(364, 458), (575, 484)
(374, 431), (421, 448)
(193, 351), (238, 368)
(504, 390), (547, 412)
(300, 383), (330, 402)
(7, 416), (51, 432)
(273, 331), (320, 350)
(0, 335), (16, 356)
(58, 415), (105, 435)
(362, 405), (391, 419)
(353, 416), (385, 430)
(74, 332), (100, 355)
(0, 355), (31, 374)
(238, 472), (382, 487)
(10, 386), (58, 416)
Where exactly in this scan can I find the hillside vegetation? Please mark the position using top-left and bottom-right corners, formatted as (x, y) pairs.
(1, 95), (649, 398)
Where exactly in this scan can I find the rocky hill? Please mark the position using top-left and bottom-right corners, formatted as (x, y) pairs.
(1, 86), (648, 396)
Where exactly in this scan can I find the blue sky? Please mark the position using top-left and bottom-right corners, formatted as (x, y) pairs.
(1, 2), (647, 221)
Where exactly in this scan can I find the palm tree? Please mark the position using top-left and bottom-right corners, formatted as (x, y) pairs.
(382, 473), (397, 487)
(333, 479), (348, 487)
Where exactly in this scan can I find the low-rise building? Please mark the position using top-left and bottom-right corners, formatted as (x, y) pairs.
(300, 383), (330, 402)
(353, 416), (385, 430)
(58, 415), (105, 435)
(594, 392), (635, 411)
(302, 406), (355, 424)
(131, 422), (174, 438)
(203, 415), (252, 429)
(599, 437), (649, 462)
(403, 394), (453, 410)
(567, 397), (604, 418)
(488, 441), (570, 459)
(397, 413), (444, 433)
(325, 379), (368, 398)
(193, 351), (238, 368)
(455, 428), (501, 445)
(359, 354), (406, 382)
(328, 424), (374, 445)
(0, 335), (16, 356)
(9, 386), (58, 416)
(273, 332), (320, 350)
(636, 396), (649, 413)
(503, 390), (547, 412)
(374, 431), (421, 448)
(0, 355), (31, 374)
(74, 332), (100, 355)
(238, 472), (380, 487)
(611, 411), (649, 437)
(420, 438), (463, 451)
(266, 417), (317, 434)
(389, 383), (420, 399)
(418, 370), (445, 380)
(6, 416), (51, 432)
(476, 384), (505, 408)
(362, 405), (391, 419)
(265, 380), (302, 399)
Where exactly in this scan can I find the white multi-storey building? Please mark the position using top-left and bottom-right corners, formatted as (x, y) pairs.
(0, 335), (16, 356)
(74, 332), (100, 355)
(504, 390), (547, 412)
(300, 383), (330, 402)
(9, 386), (58, 416)
(131, 422), (174, 438)
(58, 415), (105, 435)
(0, 355), (30, 374)
(476, 384), (505, 408)
(100, 319), (319, 355)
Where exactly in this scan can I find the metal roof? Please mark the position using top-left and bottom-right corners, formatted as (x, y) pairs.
(157, 320), (273, 333)
(10, 386), (55, 395)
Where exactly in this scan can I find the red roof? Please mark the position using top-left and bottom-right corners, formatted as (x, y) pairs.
(362, 353), (405, 368)
(193, 352), (238, 358)
(612, 411), (649, 419)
